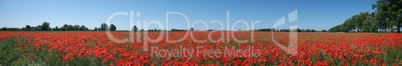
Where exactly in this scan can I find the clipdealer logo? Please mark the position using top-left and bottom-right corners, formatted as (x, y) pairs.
(104, 10), (299, 57)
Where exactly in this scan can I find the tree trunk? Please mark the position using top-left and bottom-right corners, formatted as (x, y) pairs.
(398, 23), (401, 33)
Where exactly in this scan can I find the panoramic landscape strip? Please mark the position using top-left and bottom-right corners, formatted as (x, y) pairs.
(0, 0), (401, 66)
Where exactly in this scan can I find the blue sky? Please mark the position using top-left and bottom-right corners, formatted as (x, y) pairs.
(0, 0), (376, 30)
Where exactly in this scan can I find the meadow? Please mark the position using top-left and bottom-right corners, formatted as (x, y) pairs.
(0, 31), (401, 66)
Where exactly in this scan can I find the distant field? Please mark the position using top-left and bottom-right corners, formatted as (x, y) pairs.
(0, 31), (401, 65)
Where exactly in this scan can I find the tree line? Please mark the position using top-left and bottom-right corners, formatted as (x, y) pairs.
(1, 22), (325, 32)
(255, 28), (323, 32)
(329, 0), (402, 33)
(0, 22), (117, 31)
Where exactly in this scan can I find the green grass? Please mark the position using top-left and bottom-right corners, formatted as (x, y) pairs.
(0, 37), (109, 66)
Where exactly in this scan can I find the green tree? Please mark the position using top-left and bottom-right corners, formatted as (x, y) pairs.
(41, 22), (50, 31)
(25, 25), (31, 31)
(68, 25), (74, 31)
(79, 25), (88, 31)
(373, 0), (402, 33)
(62, 24), (68, 31)
(110, 24), (116, 31)
(74, 25), (80, 31)
(100, 23), (108, 31)
(53, 26), (59, 31)
(331, 0), (402, 33)
(94, 27), (98, 31)
(132, 26), (138, 32)
(1, 27), (6, 31)
(362, 13), (376, 32)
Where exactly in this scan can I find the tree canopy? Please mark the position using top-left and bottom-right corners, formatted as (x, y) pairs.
(329, 0), (402, 33)
(0, 22), (116, 31)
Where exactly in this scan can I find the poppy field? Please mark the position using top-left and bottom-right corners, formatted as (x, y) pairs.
(0, 31), (401, 66)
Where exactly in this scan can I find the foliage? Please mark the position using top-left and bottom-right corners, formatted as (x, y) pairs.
(110, 24), (116, 31)
(100, 23), (108, 31)
(330, 0), (402, 33)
